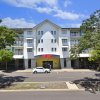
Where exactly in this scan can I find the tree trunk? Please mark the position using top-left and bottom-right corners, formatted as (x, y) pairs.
(6, 61), (7, 71)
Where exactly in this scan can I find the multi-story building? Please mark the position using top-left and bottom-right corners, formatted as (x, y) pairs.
(0, 20), (97, 70)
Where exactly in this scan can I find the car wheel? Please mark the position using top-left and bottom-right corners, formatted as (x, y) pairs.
(34, 71), (37, 73)
(45, 71), (48, 73)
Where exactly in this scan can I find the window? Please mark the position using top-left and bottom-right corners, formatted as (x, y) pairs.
(51, 39), (53, 43)
(51, 48), (53, 51)
(62, 48), (67, 51)
(51, 48), (57, 52)
(62, 39), (67, 43)
(27, 31), (32, 35)
(38, 31), (40, 35)
(54, 31), (56, 35)
(38, 39), (40, 43)
(41, 31), (43, 35)
(27, 48), (32, 52)
(27, 40), (32, 43)
(41, 48), (43, 52)
(41, 39), (43, 43)
(62, 31), (67, 34)
(51, 31), (53, 35)
(54, 39), (56, 43)
(38, 48), (40, 52)
(55, 48), (56, 52)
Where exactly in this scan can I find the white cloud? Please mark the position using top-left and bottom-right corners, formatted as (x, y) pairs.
(2, 0), (58, 8)
(53, 9), (79, 20)
(0, 17), (36, 28)
(2, 0), (88, 20)
(64, 0), (72, 7)
(36, 7), (53, 14)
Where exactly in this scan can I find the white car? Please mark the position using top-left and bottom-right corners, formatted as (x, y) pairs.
(32, 67), (50, 73)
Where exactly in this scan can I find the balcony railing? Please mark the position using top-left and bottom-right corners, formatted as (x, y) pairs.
(13, 43), (24, 46)
(70, 35), (81, 37)
(14, 52), (23, 55)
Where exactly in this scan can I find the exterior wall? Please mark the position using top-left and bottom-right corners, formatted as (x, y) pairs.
(24, 30), (35, 59)
(36, 58), (59, 69)
(36, 22), (59, 55)
(59, 29), (70, 58)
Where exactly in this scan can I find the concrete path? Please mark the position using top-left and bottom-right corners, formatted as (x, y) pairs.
(66, 82), (79, 89)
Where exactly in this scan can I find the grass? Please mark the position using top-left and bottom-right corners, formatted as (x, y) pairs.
(2, 82), (67, 90)
(8, 83), (39, 90)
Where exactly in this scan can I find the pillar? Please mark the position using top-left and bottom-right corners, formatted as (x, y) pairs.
(31, 59), (36, 68)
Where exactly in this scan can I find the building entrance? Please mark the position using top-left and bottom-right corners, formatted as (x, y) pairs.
(43, 61), (53, 68)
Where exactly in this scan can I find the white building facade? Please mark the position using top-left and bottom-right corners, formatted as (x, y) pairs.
(0, 20), (93, 70)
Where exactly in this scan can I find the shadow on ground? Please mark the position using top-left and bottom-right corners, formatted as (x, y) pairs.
(72, 73), (100, 94)
(0, 74), (27, 89)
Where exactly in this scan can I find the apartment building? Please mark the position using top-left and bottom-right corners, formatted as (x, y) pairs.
(0, 20), (95, 70)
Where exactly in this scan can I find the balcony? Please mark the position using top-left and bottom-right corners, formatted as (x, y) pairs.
(12, 43), (24, 47)
(14, 52), (23, 55)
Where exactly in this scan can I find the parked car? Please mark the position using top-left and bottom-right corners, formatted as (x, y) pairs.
(32, 67), (50, 73)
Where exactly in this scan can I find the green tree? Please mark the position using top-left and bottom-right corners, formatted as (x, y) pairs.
(0, 49), (13, 70)
(69, 10), (100, 68)
(0, 19), (18, 49)
(0, 19), (18, 70)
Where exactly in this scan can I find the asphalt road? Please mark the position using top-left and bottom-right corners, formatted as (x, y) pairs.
(0, 91), (99, 100)
(0, 71), (100, 82)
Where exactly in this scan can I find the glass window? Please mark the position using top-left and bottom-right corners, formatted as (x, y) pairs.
(55, 48), (56, 51)
(38, 31), (40, 35)
(38, 39), (40, 43)
(27, 48), (32, 52)
(41, 31), (43, 35)
(54, 31), (56, 35)
(41, 48), (43, 52)
(62, 39), (67, 43)
(27, 31), (32, 35)
(62, 48), (67, 51)
(27, 40), (32, 43)
(51, 39), (53, 43)
(38, 48), (40, 52)
(62, 31), (67, 34)
(54, 39), (56, 43)
(51, 31), (53, 35)
(52, 48), (53, 51)
(41, 39), (43, 43)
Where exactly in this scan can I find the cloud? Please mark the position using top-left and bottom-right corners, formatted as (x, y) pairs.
(53, 9), (79, 20)
(2, 0), (88, 20)
(2, 0), (58, 8)
(0, 17), (36, 28)
(64, 0), (72, 7)
(36, 7), (53, 14)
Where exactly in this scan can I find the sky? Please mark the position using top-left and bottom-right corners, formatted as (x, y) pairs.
(0, 0), (100, 28)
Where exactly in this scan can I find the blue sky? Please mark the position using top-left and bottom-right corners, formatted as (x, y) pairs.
(0, 0), (100, 28)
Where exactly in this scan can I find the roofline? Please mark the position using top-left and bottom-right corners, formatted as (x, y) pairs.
(33, 19), (61, 29)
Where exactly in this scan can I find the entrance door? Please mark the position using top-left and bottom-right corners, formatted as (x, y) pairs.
(43, 61), (53, 68)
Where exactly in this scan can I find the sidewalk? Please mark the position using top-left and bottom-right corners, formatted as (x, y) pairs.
(0, 69), (96, 73)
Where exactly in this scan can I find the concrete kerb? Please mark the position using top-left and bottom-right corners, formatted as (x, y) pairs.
(0, 69), (96, 73)
(0, 89), (85, 92)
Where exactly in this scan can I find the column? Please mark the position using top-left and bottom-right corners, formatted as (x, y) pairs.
(15, 59), (19, 69)
(67, 60), (72, 69)
(60, 58), (64, 69)
(31, 59), (36, 68)
(24, 59), (28, 69)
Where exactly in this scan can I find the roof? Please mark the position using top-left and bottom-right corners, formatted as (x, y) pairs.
(33, 19), (61, 29)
